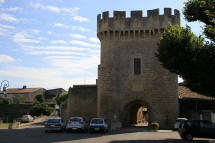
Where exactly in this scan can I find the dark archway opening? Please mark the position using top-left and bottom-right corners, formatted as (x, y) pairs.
(123, 100), (149, 127)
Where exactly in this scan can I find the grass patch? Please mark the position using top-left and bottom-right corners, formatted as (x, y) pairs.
(0, 123), (17, 129)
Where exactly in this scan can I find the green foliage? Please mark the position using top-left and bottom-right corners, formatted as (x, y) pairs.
(55, 92), (68, 106)
(30, 102), (54, 116)
(0, 99), (10, 104)
(157, 0), (215, 97)
(34, 94), (45, 103)
(184, 0), (215, 41)
(11, 95), (25, 104)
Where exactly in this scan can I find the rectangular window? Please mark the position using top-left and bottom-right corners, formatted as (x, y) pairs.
(134, 58), (141, 75)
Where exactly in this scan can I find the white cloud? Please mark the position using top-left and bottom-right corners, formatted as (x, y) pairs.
(0, 13), (18, 22)
(89, 37), (99, 43)
(72, 16), (89, 22)
(50, 40), (67, 44)
(0, 66), (73, 89)
(0, 27), (6, 32)
(69, 34), (87, 39)
(44, 56), (78, 60)
(13, 33), (40, 44)
(70, 40), (100, 48)
(30, 2), (80, 16)
(0, 24), (15, 29)
(38, 37), (47, 40)
(0, 54), (15, 63)
(53, 23), (90, 32)
(29, 29), (40, 34)
(23, 45), (86, 51)
(49, 54), (99, 75)
(53, 23), (69, 28)
(28, 51), (86, 56)
(0, 0), (4, 4)
(1, 7), (22, 12)
(71, 26), (90, 32)
(0, 65), (96, 89)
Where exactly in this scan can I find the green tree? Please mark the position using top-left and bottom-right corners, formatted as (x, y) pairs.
(11, 95), (25, 104)
(30, 101), (53, 116)
(34, 94), (45, 103)
(156, 0), (215, 97)
(0, 99), (10, 104)
(56, 92), (68, 106)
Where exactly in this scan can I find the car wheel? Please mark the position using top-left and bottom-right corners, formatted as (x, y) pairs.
(45, 130), (48, 133)
(185, 134), (193, 141)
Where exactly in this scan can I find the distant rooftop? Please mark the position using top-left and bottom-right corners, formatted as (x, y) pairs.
(178, 85), (213, 100)
(0, 88), (44, 94)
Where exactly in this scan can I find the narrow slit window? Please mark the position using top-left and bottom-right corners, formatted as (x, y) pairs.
(134, 58), (141, 75)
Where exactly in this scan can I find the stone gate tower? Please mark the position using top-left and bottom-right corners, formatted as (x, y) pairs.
(97, 8), (180, 129)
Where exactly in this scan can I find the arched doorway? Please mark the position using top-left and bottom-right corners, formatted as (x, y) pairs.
(123, 100), (150, 127)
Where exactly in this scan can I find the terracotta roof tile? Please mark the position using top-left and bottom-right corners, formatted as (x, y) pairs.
(178, 85), (213, 100)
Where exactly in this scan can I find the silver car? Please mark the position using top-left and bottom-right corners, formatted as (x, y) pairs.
(66, 117), (87, 132)
(44, 117), (65, 132)
(89, 118), (108, 133)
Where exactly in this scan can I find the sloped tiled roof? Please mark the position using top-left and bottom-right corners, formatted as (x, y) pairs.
(0, 88), (44, 94)
(178, 85), (213, 100)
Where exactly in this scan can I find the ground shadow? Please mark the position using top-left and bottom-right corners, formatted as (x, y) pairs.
(0, 125), (212, 143)
(108, 139), (208, 143)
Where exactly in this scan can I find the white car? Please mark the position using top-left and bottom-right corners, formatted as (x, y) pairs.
(174, 118), (188, 130)
(66, 117), (87, 132)
(21, 115), (34, 122)
(89, 118), (108, 133)
(44, 117), (65, 132)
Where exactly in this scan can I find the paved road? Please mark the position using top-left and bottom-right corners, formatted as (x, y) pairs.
(0, 126), (212, 143)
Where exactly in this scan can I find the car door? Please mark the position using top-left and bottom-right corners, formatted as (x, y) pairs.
(189, 120), (200, 137)
(199, 121), (214, 138)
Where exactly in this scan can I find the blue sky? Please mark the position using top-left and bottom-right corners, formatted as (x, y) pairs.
(0, 0), (202, 90)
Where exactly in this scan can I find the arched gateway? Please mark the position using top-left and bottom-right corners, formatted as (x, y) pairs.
(123, 100), (150, 127)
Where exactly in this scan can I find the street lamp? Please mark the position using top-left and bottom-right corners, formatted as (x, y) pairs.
(0, 80), (9, 97)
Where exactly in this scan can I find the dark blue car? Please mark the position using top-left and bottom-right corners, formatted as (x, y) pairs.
(178, 120), (215, 140)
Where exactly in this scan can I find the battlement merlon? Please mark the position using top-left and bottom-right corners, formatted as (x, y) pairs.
(97, 8), (180, 33)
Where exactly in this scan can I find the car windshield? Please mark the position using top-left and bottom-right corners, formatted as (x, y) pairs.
(70, 118), (82, 122)
(47, 119), (61, 123)
(91, 119), (103, 124)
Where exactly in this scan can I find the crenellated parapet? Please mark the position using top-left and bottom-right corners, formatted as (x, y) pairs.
(97, 8), (180, 40)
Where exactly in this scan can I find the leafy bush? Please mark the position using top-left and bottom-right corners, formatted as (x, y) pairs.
(30, 102), (53, 116)
(0, 99), (10, 104)
(34, 94), (45, 103)
(56, 92), (68, 105)
(11, 95), (25, 104)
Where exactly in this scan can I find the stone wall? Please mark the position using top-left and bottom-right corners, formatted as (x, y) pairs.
(0, 104), (32, 122)
(97, 8), (179, 129)
(66, 85), (97, 122)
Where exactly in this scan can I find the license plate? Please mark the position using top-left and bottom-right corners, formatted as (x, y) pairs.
(94, 128), (99, 131)
(51, 125), (55, 127)
(72, 128), (78, 130)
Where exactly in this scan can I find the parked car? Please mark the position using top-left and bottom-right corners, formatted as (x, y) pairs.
(174, 118), (187, 130)
(66, 117), (87, 132)
(178, 120), (215, 140)
(44, 117), (65, 132)
(89, 118), (108, 133)
(21, 115), (34, 122)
